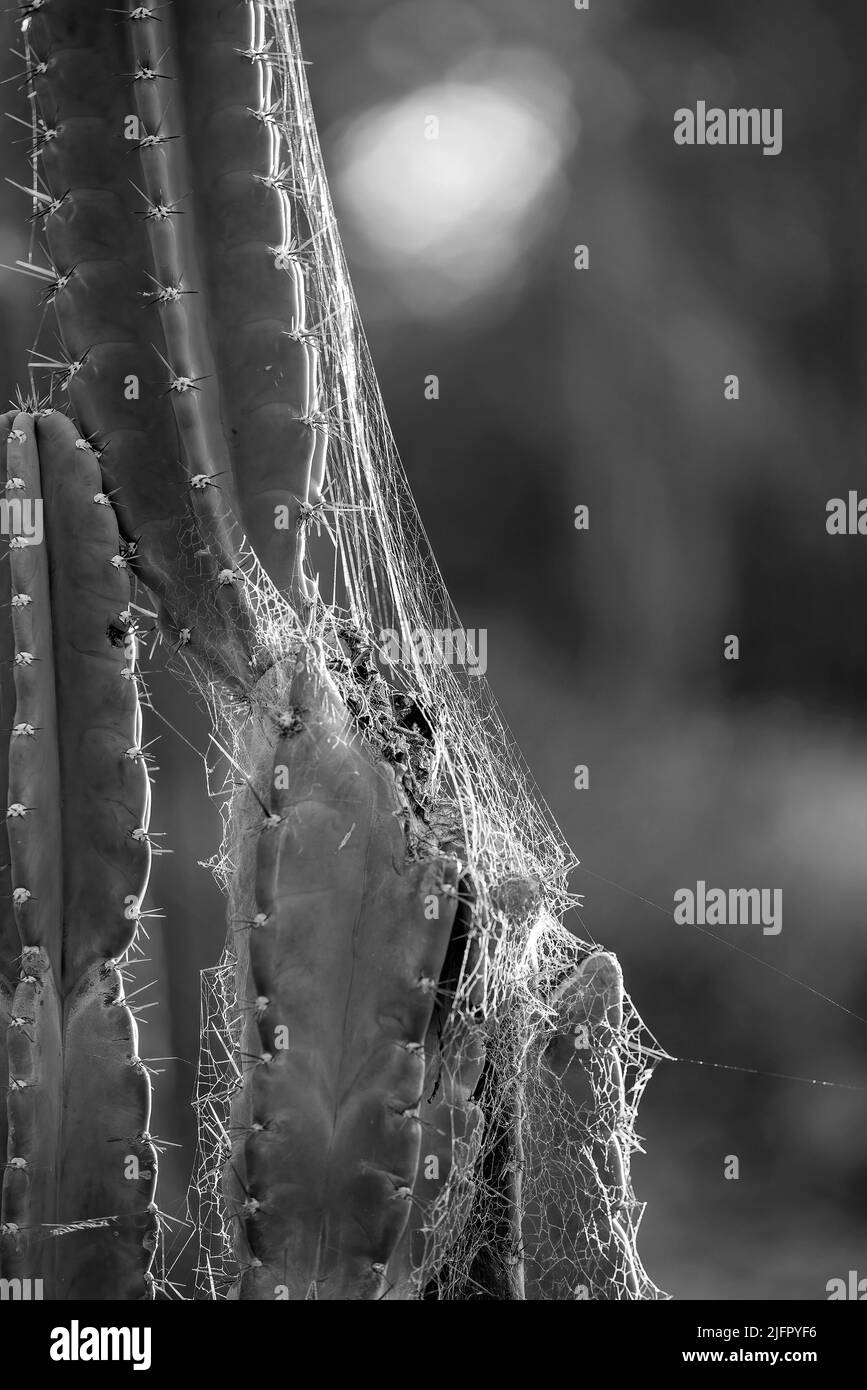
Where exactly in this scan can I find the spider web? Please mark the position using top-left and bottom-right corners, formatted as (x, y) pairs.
(178, 0), (666, 1300)
(9, 0), (666, 1300)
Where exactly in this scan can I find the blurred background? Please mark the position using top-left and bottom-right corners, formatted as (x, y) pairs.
(2, 0), (866, 1299)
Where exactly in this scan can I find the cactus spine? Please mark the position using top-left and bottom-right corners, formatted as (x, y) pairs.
(0, 409), (156, 1299)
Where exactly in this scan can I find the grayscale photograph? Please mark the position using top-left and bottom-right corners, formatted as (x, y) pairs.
(0, 0), (862, 1365)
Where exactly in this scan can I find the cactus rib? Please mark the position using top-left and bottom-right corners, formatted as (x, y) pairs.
(0, 414), (17, 1207)
(27, 0), (325, 618)
(385, 881), (487, 1299)
(226, 650), (461, 1299)
(0, 409), (157, 1299)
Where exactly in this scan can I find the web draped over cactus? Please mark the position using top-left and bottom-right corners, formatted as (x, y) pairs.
(6, 0), (666, 1299)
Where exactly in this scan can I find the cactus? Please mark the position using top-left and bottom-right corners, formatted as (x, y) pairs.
(224, 650), (468, 1299)
(22, 0), (327, 682)
(0, 416), (17, 1232)
(385, 879), (487, 1299)
(5, 0), (663, 1301)
(0, 408), (156, 1298)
